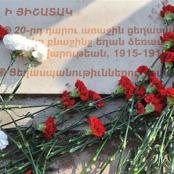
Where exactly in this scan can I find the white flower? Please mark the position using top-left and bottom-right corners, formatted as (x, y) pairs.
(0, 129), (8, 150)
(3, 34), (35, 51)
(3, 34), (47, 63)
(31, 40), (48, 63)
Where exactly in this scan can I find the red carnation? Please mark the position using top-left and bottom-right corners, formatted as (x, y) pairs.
(160, 32), (174, 50)
(61, 90), (76, 108)
(43, 116), (57, 140)
(135, 102), (145, 114)
(145, 94), (155, 103)
(75, 80), (86, 91)
(166, 87), (174, 98)
(136, 65), (149, 74)
(160, 4), (174, 17)
(161, 32), (174, 43)
(24, 170), (32, 174)
(158, 89), (167, 97)
(136, 65), (156, 81)
(145, 94), (163, 113)
(153, 101), (163, 113)
(75, 80), (89, 101)
(88, 116), (106, 137)
(0, 25), (8, 39)
(135, 85), (146, 98)
(79, 89), (89, 101)
(148, 71), (156, 80)
(166, 88), (174, 104)
(89, 90), (105, 107)
(118, 76), (134, 100)
(160, 51), (174, 63)
(150, 76), (165, 91)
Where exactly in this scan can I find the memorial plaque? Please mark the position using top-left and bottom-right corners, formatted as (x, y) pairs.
(0, 0), (173, 94)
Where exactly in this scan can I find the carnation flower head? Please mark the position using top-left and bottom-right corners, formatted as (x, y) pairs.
(62, 80), (104, 108)
(38, 116), (57, 140)
(146, 76), (165, 94)
(89, 90), (105, 107)
(3, 34), (47, 63)
(160, 32), (174, 50)
(75, 80), (86, 91)
(160, 51), (174, 63)
(115, 76), (134, 101)
(31, 40), (48, 62)
(88, 116), (106, 137)
(150, 77), (164, 89)
(75, 80), (89, 101)
(135, 102), (145, 114)
(160, 4), (174, 24)
(135, 85), (146, 98)
(136, 65), (156, 82)
(0, 25), (8, 39)
(166, 87), (174, 105)
(61, 90), (76, 108)
(136, 65), (149, 74)
(145, 94), (164, 114)
(160, 51), (174, 71)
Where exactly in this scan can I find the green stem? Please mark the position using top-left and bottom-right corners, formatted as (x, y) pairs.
(156, 115), (172, 174)
(80, 138), (109, 174)
(130, 106), (173, 174)
(0, 58), (15, 87)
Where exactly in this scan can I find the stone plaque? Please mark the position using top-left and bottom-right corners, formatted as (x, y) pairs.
(0, 0), (173, 94)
